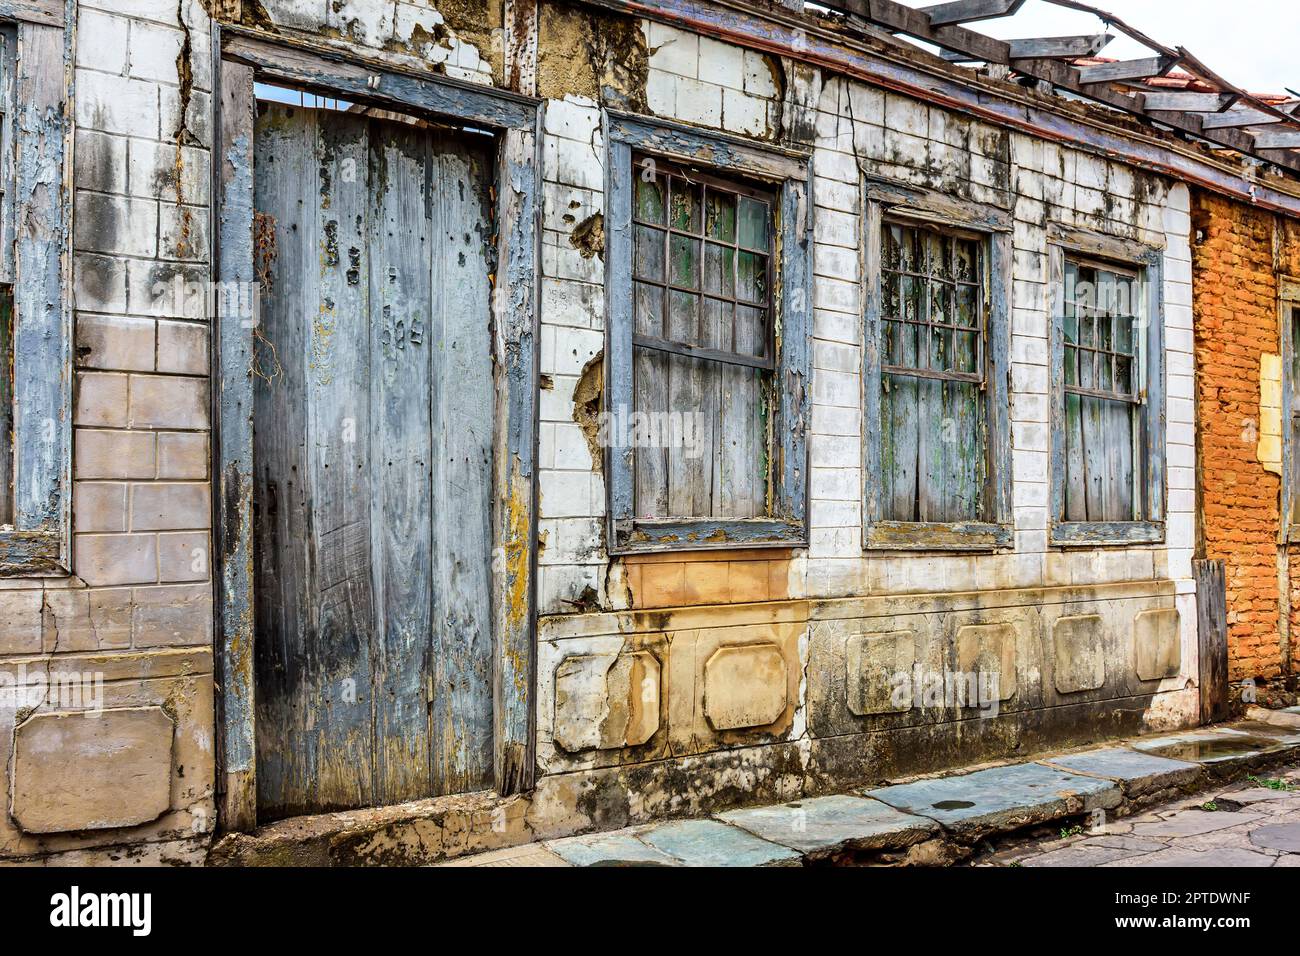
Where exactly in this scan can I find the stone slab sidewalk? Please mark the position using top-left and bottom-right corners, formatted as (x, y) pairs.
(440, 707), (1300, 867)
(980, 765), (1300, 868)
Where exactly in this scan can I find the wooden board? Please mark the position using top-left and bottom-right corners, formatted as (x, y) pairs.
(252, 103), (495, 819)
(1194, 558), (1229, 725)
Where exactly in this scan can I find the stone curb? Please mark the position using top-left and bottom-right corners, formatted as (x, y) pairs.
(212, 716), (1300, 866)
(445, 719), (1300, 867)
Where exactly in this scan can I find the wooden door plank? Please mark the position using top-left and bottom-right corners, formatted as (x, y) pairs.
(1194, 559), (1229, 724)
(216, 59), (258, 832)
(429, 133), (495, 795)
(251, 103), (320, 818)
(367, 117), (436, 805)
(308, 111), (377, 809)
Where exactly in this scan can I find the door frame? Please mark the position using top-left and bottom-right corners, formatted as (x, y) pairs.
(211, 25), (543, 833)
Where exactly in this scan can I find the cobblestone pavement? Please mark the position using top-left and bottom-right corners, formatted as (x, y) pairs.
(980, 763), (1300, 867)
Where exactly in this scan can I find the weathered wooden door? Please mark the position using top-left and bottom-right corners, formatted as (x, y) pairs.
(251, 102), (495, 820)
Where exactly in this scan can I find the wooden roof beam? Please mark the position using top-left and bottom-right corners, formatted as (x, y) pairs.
(1251, 130), (1300, 150)
(1077, 55), (1179, 85)
(1142, 92), (1237, 113)
(921, 0), (1026, 27)
(833, 0), (1011, 64)
(1008, 33), (1112, 60)
(1202, 103), (1300, 130)
(791, 1), (1300, 175)
(941, 33), (1113, 63)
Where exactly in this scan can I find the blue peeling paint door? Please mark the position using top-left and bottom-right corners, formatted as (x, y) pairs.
(250, 101), (496, 819)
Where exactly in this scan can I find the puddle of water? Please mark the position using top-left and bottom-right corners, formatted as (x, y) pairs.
(1144, 736), (1278, 761)
(590, 860), (673, 867)
(932, 800), (977, 810)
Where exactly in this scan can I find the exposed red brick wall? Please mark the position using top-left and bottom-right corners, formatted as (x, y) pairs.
(1191, 191), (1285, 682)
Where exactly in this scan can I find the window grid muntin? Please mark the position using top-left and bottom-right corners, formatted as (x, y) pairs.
(880, 219), (986, 387)
(1063, 257), (1142, 405)
(1060, 255), (1146, 523)
(631, 155), (776, 372)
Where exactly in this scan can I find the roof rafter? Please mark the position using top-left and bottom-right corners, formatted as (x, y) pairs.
(920, 0), (1026, 27)
(943, 33), (1112, 63)
(813, 0), (1300, 173)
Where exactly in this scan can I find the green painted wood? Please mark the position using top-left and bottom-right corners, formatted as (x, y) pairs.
(608, 115), (809, 551)
(1050, 242), (1164, 543)
(863, 183), (1012, 550)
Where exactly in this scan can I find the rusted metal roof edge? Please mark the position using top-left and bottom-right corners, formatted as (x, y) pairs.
(583, 0), (1300, 219)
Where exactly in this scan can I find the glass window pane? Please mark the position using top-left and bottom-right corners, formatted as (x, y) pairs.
(667, 289), (700, 343)
(1063, 393), (1135, 522)
(884, 225), (902, 272)
(705, 189), (736, 243)
(735, 304), (765, 359)
(702, 241), (735, 298)
(669, 234), (700, 289)
(1115, 354), (1132, 396)
(1114, 313), (1133, 356)
(669, 178), (701, 233)
(634, 224), (665, 282)
(1292, 306), (1300, 407)
(955, 238), (978, 284)
(953, 329), (979, 375)
(737, 196), (769, 250)
(634, 281), (664, 336)
(737, 251), (767, 304)
(956, 285), (979, 332)
(700, 297), (731, 351)
(635, 174), (665, 224)
(931, 233), (953, 283)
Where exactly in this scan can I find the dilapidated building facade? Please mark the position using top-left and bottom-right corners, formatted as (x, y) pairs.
(0, 0), (1297, 865)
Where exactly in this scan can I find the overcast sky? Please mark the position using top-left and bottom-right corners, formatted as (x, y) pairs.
(890, 0), (1298, 95)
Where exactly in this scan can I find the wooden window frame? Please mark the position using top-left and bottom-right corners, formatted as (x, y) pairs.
(1281, 277), (1300, 543)
(604, 112), (811, 554)
(214, 29), (543, 828)
(1047, 223), (1165, 547)
(861, 179), (1014, 552)
(0, 0), (73, 576)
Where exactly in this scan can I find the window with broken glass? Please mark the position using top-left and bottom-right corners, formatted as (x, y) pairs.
(605, 115), (810, 554)
(863, 187), (1013, 551)
(880, 223), (986, 520)
(1048, 231), (1164, 546)
(629, 159), (774, 522)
